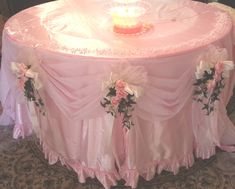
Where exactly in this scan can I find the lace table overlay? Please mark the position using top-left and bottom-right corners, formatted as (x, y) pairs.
(4, 1), (232, 58)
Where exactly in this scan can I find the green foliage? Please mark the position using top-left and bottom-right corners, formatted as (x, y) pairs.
(101, 86), (136, 129)
(193, 68), (225, 115)
(24, 78), (45, 115)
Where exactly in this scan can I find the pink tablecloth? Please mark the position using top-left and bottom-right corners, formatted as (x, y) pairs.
(1, 1), (235, 188)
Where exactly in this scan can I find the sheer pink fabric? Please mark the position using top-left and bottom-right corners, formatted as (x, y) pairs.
(1, 1), (235, 189)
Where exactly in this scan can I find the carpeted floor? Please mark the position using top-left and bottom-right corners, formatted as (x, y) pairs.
(0, 92), (235, 189)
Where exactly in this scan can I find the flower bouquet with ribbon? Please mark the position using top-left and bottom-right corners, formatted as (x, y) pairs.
(11, 62), (45, 115)
(193, 46), (234, 115)
(101, 64), (147, 129)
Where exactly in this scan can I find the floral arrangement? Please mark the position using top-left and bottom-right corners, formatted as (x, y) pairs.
(193, 47), (234, 115)
(101, 79), (137, 129)
(101, 64), (147, 129)
(11, 62), (45, 115)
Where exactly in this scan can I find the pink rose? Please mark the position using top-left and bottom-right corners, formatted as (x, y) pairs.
(111, 98), (120, 106)
(19, 77), (26, 90)
(19, 63), (28, 75)
(207, 79), (216, 92)
(117, 90), (127, 99)
(214, 72), (221, 82)
(215, 62), (224, 75)
(115, 80), (126, 90)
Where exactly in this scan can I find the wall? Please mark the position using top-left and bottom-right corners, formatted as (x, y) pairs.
(0, 0), (54, 17)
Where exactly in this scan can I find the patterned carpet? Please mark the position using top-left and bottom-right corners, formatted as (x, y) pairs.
(0, 92), (235, 189)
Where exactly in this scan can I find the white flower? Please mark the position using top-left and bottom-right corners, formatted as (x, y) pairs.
(11, 62), (42, 90)
(124, 84), (134, 95)
(195, 46), (234, 80)
(222, 60), (234, 78)
(195, 60), (212, 79)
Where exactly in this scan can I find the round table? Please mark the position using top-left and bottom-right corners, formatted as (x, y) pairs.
(1, 1), (235, 188)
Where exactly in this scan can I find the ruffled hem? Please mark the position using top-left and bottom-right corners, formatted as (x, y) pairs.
(195, 147), (216, 159)
(120, 145), (235, 188)
(120, 153), (195, 188)
(42, 143), (120, 189)
(38, 140), (235, 189)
